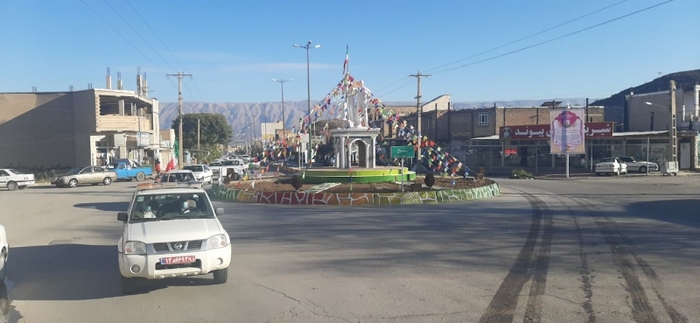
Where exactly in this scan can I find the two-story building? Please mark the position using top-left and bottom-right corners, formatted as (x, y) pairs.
(0, 88), (168, 169)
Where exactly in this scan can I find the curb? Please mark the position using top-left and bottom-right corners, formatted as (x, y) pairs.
(207, 182), (500, 206)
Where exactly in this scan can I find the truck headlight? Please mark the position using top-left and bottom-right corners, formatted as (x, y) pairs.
(207, 234), (229, 249)
(124, 241), (147, 255)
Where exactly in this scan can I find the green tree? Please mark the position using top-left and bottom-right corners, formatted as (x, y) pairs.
(172, 113), (232, 163)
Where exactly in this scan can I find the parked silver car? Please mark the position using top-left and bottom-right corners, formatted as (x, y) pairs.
(51, 166), (118, 188)
(617, 156), (659, 173)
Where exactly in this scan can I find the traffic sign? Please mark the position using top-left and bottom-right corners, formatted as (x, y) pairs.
(391, 146), (414, 158)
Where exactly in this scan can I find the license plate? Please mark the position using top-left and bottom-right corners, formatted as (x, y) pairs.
(161, 255), (196, 265)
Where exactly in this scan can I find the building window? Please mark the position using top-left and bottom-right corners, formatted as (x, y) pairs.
(478, 112), (488, 126)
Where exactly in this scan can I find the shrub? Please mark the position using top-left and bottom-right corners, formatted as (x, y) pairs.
(290, 175), (302, 191)
(424, 173), (436, 188)
(511, 168), (534, 179)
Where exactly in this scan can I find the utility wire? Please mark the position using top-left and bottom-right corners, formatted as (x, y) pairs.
(431, 0), (674, 75)
(79, 0), (166, 76)
(425, 0), (629, 73)
(125, 0), (205, 102)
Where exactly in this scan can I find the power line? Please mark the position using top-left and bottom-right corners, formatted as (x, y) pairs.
(79, 0), (165, 75)
(125, 0), (205, 102)
(102, 0), (176, 72)
(431, 0), (674, 75)
(424, 0), (629, 74)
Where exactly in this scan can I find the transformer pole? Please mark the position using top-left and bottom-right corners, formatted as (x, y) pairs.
(167, 72), (192, 169)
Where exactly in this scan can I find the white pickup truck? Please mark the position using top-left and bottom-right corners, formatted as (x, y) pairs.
(209, 159), (247, 184)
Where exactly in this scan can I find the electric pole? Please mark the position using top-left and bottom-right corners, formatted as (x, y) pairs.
(670, 79), (677, 164)
(197, 118), (201, 152)
(167, 72), (192, 169)
(409, 71), (430, 165)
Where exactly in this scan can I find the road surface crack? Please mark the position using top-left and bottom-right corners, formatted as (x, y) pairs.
(252, 283), (352, 322)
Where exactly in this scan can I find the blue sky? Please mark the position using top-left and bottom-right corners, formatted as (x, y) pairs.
(1, 0), (698, 104)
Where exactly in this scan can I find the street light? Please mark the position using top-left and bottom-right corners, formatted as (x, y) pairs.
(293, 40), (320, 166)
(645, 100), (678, 167)
(293, 40), (321, 115)
(272, 78), (292, 143)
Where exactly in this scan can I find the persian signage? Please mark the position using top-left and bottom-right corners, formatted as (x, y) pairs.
(550, 108), (586, 154)
(499, 122), (614, 141)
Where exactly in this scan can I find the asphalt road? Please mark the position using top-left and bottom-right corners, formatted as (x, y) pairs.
(0, 176), (698, 323)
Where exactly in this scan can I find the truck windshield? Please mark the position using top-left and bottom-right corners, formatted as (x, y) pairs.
(130, 192), (214, 222)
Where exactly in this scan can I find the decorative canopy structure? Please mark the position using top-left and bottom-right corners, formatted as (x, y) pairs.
(280, 48), (472, 176)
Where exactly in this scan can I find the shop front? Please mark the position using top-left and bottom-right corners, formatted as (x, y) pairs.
(464, 122), (671, 174)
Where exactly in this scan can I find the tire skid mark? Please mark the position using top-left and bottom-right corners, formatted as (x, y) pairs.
(522, 192), (553, 323)
(580, 199), (688, 323)
(618, 236), (688, 323)
(549, 194), (596, 323)
(479, 189), (551, 323)
(573, 197), (660, 323)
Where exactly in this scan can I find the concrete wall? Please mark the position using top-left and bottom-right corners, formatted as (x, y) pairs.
(627, 91), (683, 131)
(0, 92), (76, 168)
(73, 89), (98, 166)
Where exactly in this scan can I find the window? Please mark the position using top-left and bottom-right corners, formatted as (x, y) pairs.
(0, 170), (8, 177)
(478, 112), (488, 126)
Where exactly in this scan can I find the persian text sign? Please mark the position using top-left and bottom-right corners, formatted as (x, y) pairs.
(550, 108), (586, 154)
(499, 122), (614, 140)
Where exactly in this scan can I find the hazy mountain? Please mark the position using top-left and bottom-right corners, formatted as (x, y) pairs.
(159, 99), (592, 141)
(591, 69), (700, 107)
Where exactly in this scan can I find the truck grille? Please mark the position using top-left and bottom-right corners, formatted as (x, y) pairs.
(152, 240), (203, 253)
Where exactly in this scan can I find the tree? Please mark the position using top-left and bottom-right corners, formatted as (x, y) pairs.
(172, 113), (232, 163)
(172, 113), (232, 149)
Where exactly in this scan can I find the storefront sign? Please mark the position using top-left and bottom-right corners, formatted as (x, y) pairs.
(499, 122), (614, 140)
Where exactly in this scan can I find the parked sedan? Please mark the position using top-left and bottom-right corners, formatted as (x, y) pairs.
(183, 164), (213, 184)
(0, 168), (35, 191)
(0, 224), (7, 281)
(595, 157), (628, 176)
(51, 166), (118, 188)
(617, 156), (659, 173)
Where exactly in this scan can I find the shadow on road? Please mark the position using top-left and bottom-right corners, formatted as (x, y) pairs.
(74, 201), (130, 212)
(628, 199), (700, 228)
(7, 244), (218, 300)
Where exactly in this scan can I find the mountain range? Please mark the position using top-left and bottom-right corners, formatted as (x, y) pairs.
(159, 69), (700, 141)
(159, 99), (591, 141)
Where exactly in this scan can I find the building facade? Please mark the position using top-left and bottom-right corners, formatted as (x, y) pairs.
(0, 89), (165, 169)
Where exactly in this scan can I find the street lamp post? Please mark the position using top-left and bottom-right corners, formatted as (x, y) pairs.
(294, 40), (320, 166)
(272, 78), (292, 147)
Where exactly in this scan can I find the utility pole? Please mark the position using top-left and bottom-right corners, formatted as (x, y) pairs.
(670, 79), (677, 163)
(197, 118), (201, 152)
(167, 72), (192, 169)
(409, 71), (430, 164)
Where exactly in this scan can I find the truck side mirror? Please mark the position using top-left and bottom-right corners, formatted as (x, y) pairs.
(117, 212), (128, 222)
(215, 208), (225, 215)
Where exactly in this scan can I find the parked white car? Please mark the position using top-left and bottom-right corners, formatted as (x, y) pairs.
(0, 169), (35, 191)
(595, 157), (628, 176)
(117, 182), (231, 294)
(183, 164), (213, 184)
(0, 224), (7, 281)
(617, 156), (659, 173)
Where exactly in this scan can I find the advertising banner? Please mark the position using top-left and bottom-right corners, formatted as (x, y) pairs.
(550, 108), (586, 154)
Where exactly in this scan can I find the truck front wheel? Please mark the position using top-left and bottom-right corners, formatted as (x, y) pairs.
(136, 172), (145, 181)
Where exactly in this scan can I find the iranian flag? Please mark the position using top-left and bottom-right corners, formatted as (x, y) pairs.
(165, 139), (179, 172)
(342, 45), (348, 75)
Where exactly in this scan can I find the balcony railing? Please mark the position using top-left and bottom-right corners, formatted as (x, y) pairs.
(98, 115), (153, 132)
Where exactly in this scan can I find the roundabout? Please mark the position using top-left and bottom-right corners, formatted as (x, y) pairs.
(208, 176), (500, 206)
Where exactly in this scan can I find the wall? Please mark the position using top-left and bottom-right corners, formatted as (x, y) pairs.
(0, 92), (77, 168)
(73, 89), (98, 166)
(626, 91), (683, 131)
